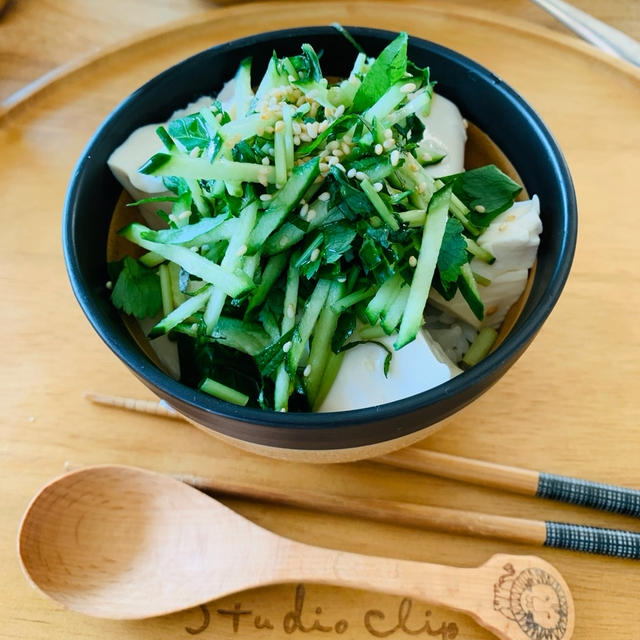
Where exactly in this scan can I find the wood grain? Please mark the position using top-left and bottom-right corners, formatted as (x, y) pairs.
(2, 2), (639, 640)
(18, 465), (572, 640)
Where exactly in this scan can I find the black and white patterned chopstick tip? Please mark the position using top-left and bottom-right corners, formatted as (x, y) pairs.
(537, 472), (640, 518)
(545, 521), (640, 559)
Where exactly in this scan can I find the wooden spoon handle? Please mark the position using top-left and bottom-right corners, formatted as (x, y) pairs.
(278, 544), (574, 640)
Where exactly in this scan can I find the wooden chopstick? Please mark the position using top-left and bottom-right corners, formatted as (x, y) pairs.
(376, 448), (640, 519)
(64, 459), (640, 559)
(85, 390), (640, 519)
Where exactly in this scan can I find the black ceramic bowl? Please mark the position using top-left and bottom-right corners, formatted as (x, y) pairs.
(63, 26), (577, 462)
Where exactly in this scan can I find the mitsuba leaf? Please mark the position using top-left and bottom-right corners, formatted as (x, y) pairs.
(327, 166), (374, 221)
(331, 311), (356, 353)
(163, 176), (190, 196)
(351, 32), (408, 112)
(168, 113), (211, 152)
(393, 113), (425, 145)
(441, 165), (522, 230)
(323, 222), (357, 264)
(436, 217), (468, 297)
(254, 328), (295, 379)
(110, 256), (162, 318)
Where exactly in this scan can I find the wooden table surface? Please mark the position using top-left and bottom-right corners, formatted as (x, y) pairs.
(1, 1), (639, 640)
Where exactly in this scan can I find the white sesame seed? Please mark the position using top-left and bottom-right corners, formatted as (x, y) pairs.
(260, 193), (273, 201)
(334, 162), (346, 172)
(190, 246), (199, 252)
(318, 120), (329, 132)
(105, 280), (113, 290)
(374, 143), (383, 155)
(475, 205), (486, 213)
(236, 244), (248, 257)
(343, 134), (353, 144)
(341, 142), (351, 155)
(332, 148), (343, 157)
(306, 208), (317, 222)
(327, 140), (339, 151)
(373, 182), (383, 192)
(355, 171), (367, 181)
(303, 364), (312, 377)
(347, 168), (357, 179)
(384, 128), (393, 139)
(300, 203), (309, 217)
(292, 122), (302, 135)
(327, 155), (339, 165)
(310, 248), (321, 262)
(286, 304), (295, 319)
(401, 82), (417, 93)
(319, 162), (329, 173)
(318, 191), (330, 201)
(283, 341), (292, 353)
(334, 104), (345, 117)
(191, 323), (198, 332)
(178, 210), (191, 220)
(279, 407), (287, 412)
(306, 121), (319, 138)
(383, 138), (395, 150)
(390, 150), (401, 166)
(28, 416), (35, 423)
(300, 133), (312, 142)
(275, 120), (285, 132)
(261, 157), (271, 166)
(293, 135), (301, 146)
(288, 74), (296, 82)
(409, 255), (418, 267)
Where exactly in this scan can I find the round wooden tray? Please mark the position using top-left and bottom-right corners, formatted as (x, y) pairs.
(2, 2), (639, 639)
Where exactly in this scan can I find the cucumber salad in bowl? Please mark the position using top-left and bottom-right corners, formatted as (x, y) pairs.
(106, 29), (541, 413)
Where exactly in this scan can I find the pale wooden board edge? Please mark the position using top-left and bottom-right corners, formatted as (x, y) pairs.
(1, 0), (639, 123)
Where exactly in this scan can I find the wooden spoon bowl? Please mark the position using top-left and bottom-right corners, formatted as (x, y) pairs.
(18, 465), (574, 639)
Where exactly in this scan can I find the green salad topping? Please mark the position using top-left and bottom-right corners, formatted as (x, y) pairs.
(109, 30), (522, 411)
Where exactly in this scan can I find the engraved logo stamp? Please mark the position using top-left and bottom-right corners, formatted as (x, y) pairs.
(493, 563), (568, 640)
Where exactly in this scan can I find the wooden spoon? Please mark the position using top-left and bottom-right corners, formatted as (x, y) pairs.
(18, 465), (574, 639)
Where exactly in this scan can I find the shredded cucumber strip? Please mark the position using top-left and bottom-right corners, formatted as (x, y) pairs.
(149, 286), (212, 337)
(203, 200), (258, 333)
(142, 154), (276, 184)
(288, 279), (331, 375)
(395, 185), (452, 349)
(274, 260), (300, 411)
(304, 280), (345, 406)
(120, 223), (253, 298)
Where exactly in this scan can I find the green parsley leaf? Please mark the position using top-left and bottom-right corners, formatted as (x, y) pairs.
(442, 165), (522, 230)
(110, 256), (162, 318)
(436, 217), (468, 298)
(352, 32), (408, 113)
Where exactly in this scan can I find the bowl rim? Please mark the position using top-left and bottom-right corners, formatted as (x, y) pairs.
(63, 24), (577, 432)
